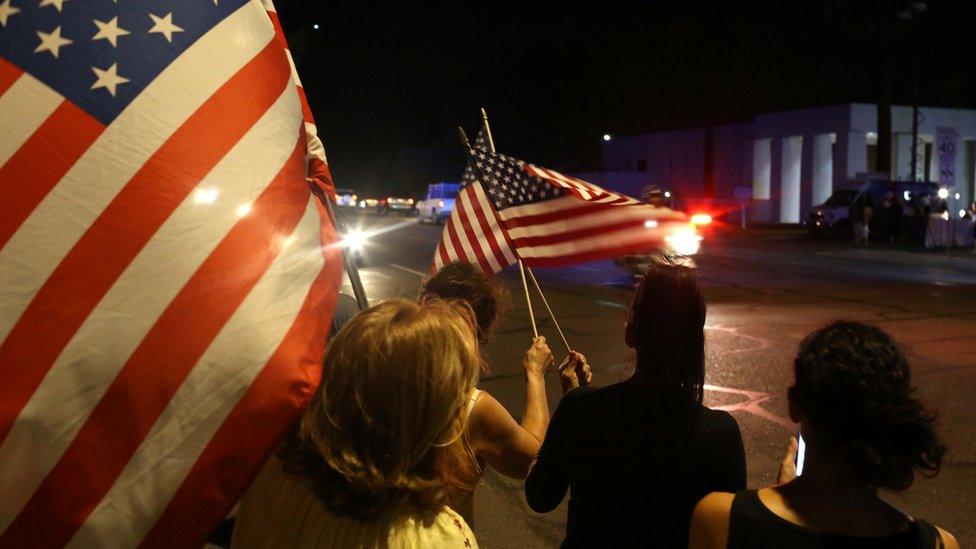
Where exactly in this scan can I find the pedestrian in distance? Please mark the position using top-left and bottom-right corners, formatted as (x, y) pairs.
(420, 261), (592, 526)
(525, 258), (746, 548)
(969, 201), (976, 253)
(232, 299), (482, 548)
(690, 321), (957, 549)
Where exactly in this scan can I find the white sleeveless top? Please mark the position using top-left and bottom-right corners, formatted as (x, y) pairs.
(233, 455), (477, 549)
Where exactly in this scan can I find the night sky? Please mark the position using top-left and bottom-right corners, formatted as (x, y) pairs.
(274, 1), (976, 197)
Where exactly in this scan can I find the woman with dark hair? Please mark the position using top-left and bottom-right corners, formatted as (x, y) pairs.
(690, 321), (957, 549)
(525, 260), (745, 547)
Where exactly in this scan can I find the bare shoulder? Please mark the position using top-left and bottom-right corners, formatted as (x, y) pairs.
(937, 526), (959, 549)
(689, 492), (736, 549)
(467, 391), (517, 438)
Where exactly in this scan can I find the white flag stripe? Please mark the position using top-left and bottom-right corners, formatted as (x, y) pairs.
(440, 206), (462, 262)
(457, 189), (502, 272)
(305, 122), (326, 162)
(500, 195), (683, 225)
(506, 205), (664, 241)
(470, 182), (517, 266)
(0, 74), (63, 166)
(284, 49), (302, 88)
(497, 195), (585, 221)
(0, 84), (302, 533)
(0, 4), (275, 346)
(70, 198), (324, 548)
(517, 224), (675, 259)
(451, 201), (482, 267)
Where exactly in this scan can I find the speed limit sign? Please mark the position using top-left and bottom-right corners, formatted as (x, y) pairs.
(937, 126), (957, 188)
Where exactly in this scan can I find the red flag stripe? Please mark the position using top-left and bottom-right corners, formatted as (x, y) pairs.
(501, 201), (620, 230)
(0, 133), (311, 547)
(459, 186), (505, 271)
(0, 101), (104, 250)
(464, 184), (516, 270)
(510, 218), (682, 250)
(0, 39), (290, 446)
(444, 214), (471, 264)
(455, 191), (495, 272)
(0, 57), (21, 96)
(522, 238), (679, 268)
(141, 200), (342, 548)
(296, 85), (315, 123)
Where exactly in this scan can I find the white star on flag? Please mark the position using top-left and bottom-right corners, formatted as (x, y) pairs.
(93, 16), (130, 47)
(148, 12), (184, 43)
(90, 62), (129, 96)
(35, 26), (73, 58)
(38, 0), (66, 11)
(0, 0), (20, 26)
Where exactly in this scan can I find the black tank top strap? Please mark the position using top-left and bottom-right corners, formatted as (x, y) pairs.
(726, 489), (765, 548)
(727, 489), (935, 549)
(913, 519), (945, 549)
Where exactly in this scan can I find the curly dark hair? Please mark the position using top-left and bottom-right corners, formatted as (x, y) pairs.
(420, 261), (508, 344)
(793, 321), (945, 490)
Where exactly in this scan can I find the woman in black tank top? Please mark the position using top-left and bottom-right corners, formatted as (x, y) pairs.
(688, 321), (957, 549)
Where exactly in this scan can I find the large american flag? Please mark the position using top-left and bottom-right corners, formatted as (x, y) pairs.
(433, 135), (688, 271)
(0, 0), (342, 546)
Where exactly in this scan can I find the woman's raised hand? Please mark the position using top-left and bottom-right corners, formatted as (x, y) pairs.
(524, 336), (554, 380)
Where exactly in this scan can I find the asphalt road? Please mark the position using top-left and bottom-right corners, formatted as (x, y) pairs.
(336, 210), (976, 548)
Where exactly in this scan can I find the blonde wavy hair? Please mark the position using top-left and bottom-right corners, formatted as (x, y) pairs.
(281, 298), (481, 519)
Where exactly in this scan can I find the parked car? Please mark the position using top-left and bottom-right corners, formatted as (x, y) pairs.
(417, 182), (460, 224)
(807, 178), (939, 238)
(378, 196), (416, 216)
(334, 188), (358, 208)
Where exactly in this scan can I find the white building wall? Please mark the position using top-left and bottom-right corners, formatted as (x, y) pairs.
(811, 133), (834, 207)
(780, 136), (802, 222)
(598, 103), (976, 223)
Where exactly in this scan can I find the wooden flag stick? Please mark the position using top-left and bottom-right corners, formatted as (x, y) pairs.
(518, 260), (539, 339)
(526, 266), (571, 354)
(481, 107), (538, 338)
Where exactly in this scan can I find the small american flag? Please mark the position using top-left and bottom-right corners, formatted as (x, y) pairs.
(434, 137), (687, 271)
(0, 0), (342, 546)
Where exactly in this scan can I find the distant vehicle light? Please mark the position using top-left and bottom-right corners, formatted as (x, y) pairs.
(387, 197), (393, 202)
(941, 211), (949, 221)
(359, 201), (366, 208)
(664, 191), (672, 198)
(955, 192), (961, 200)
(351, 194), (358, 202)
(603, 134), (612, 141)
(690, 213), (712, 226)
(938, 188), (949, 199)
(665, 226), (702, 256)
(903, 191), (911, 201)
(960, 209), (968, 218)
(438, 200), (445, 208)
(644, 220), (659, 228)
(408, 198), (415, 205)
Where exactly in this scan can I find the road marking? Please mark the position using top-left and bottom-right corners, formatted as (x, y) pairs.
(390, 263), (426, 277)
(705, 324), (772, 355)
(704, 384), (793, 428)
(594, 299), (626, 309)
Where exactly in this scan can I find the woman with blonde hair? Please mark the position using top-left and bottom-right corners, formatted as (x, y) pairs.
(232, 299), (482, 548)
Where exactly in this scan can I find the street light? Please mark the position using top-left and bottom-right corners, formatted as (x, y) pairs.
(602, 134), (612, 142)
(938, 188), (949, 199)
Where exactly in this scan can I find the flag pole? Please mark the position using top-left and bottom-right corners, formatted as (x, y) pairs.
(526, 267), (571, 354)
(480, 108), (538, 339)
(313, 184), (370, 310)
